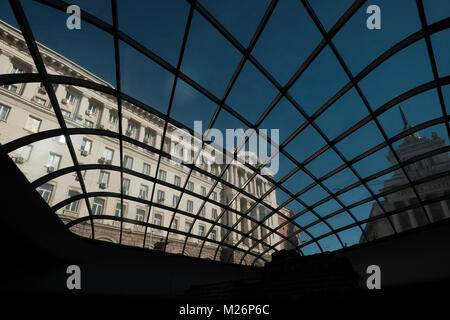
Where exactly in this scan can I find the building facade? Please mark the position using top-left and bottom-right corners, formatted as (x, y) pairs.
(278, 207), (300, 250)
(361, 108), (450, 242)
(0, 21), (284, 265)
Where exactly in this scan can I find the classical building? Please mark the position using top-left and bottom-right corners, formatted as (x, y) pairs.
(0, 21), (284, 264)
(361, 107), (450, 242)
(278, 207), (300, 250)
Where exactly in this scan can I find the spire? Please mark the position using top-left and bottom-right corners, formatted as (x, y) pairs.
(399, 105), (410, 130)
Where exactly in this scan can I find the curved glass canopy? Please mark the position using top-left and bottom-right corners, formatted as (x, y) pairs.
(0, 0), (449, 266)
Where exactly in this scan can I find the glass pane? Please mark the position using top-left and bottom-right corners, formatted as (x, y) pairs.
(117, 0), (189, 66)
(334, 0), (422, 75)
(338, 226), (364, 248)
(226, 60), (278, 125)
(181, 11), (241, 98)
(305, 148), (345, 178)
(284, 125), (327, 164)
(8, 137), (74, 183)
(431, 29), (450, 79)
(252, 0), (322, 85)
(378, 90), (443, 139)
(322, 168), (359, 194)
(308, 0), (354, 31)
(361, 216), (396, 242)
(335, 121), (385, 160)
(22, 0), (116, 86)
(170, 79), (217, 132)
(199, 0), (270, 47)
(423, 0), (450, 25)
(260, 98), (305, 143)
(120, 41), (174, 113)
(315, 88), (369, 140)
(359, 40), (433, 109)
(289, 45), (348, 116)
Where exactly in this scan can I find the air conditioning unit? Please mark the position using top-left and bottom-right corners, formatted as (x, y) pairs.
(38, 87), (46, 94)
(74, 174), (79, 181)
(80, 150), (88, 157)
(96, 124), (104, 129)
(105, 159), (112, 165)
(98, 157), (105, 164)
(99, 182), (107, 189)
(77, 114), (83, 120)
(61, 98), (68, 105)
(85, 110), (93, 116)
(157, 197), (165, 203)
(47, 166), (55, 173)
(14, 156), (24, 164)
(126, 129), (134, 136)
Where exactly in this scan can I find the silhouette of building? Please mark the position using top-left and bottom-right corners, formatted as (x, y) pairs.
(361, 107), (450, 242)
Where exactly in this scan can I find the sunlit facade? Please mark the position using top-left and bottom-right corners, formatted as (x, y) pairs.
(0, 21), (284, 265)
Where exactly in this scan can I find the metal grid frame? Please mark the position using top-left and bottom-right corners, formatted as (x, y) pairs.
(0, 0), (448, 266)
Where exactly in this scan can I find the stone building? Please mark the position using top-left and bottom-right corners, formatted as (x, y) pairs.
(278, 207), (300, 250)
(361, 107), (450, 242)
(0, 21), (284, 264)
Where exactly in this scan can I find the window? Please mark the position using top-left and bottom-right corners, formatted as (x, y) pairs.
(81, 138), (92, 152)
(153, 213), (162, 226)
(46, 153), (61, 169)
(126, 122), (136, 135)
(104, 148), (114, 161)
(65, 190), (80, 212)
(98, 171), (110, 185)
(143, 129), (156, 145)
(87, 104), (97, 114)
(212, 208), (218, 220)
(157, 190), (165, 202)
(55, 135), (66, 144)
(122, 178), (130, 194)
(32, 96), (46, 105)
(115, 203), (126, 217)
(64, 91), (78, 104)
(11, 64), (26, 74)
(123, 155), (133, 169)
(200, 206), (205, 216)
(139, 184), (148, 199)
(172, 195), (180, 207)
(136, 208), (145, 221)
(24, 116), (41, 133)
(171, 218), (178, 230)
(211, 230), (217, 241)
(199, 225), (205, 237)
(109, 112), (117, 124)
(0, 105), (11, 121)
(187, 181), (194, 192)
(61, 109), (71, 117)
(158, 169), (167, 181)
(92, 198), (105, 215)
(15, 145), (32, 161)
(3, 84), (18, 92)
(37, 183), (53, 203)
(84, 120), (94, 128)
(142, 163), (151, 176)
(201, 186), (206, 196)
(174, 175), (181, 187)
(187, 200), (193, 213)
(185, 221), (192, 233)
(158, 169), (167, 182)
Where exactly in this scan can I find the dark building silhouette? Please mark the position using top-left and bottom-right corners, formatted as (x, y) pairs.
(361, 107), (450, 242)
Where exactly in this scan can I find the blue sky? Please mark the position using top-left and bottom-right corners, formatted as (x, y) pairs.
(1, 0), (449, 254)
